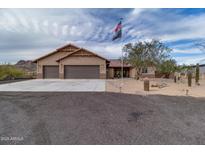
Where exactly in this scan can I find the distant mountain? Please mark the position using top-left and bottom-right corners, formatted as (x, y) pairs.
(15, 60), (36, 72)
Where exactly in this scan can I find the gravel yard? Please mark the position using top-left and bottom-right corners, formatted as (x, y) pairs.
(0, 92), (205, 145)
(106, 78), (205, 97)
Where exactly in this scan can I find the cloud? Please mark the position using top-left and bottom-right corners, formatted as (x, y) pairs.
(160, 14), (205, 42)
(175, 55), (205, 65)
(129, 8), (146, 19)
(0, 8), (205, 65)
(173, 48), (203, 54)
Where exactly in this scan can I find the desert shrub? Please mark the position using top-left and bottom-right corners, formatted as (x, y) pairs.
(0, 65), (25, 80)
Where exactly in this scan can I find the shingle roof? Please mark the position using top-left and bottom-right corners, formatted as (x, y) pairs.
(108, 59), (132, 68)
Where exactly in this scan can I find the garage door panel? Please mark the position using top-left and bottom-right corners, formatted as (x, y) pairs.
(64, 65), (99, 79)
(43, 66), (59, 79)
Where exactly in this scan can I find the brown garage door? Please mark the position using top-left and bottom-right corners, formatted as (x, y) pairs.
(64, 65), (100, 79)
(43, 66), (59, 79)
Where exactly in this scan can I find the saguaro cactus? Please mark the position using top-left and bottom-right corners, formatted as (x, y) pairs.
(195, 63), (199, 84)
(187, 71), (192, 87)
(174, 76), (177, 83)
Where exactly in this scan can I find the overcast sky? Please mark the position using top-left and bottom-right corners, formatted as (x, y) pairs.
(0, 8), (205, 64)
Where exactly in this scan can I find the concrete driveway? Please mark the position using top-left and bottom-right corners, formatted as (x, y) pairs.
(0, 79), (105, 92)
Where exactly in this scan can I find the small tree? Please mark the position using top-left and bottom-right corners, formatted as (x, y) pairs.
(158, 59), (177, 78)
(195, 63), (200, 84)
(123, 39), (172, 79)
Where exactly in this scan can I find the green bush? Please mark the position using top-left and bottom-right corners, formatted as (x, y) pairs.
(0, 65), (25, 80)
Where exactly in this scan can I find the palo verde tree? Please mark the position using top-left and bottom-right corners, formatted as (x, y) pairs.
(123, 39), (172, 79)
(158, 59), (177, 78)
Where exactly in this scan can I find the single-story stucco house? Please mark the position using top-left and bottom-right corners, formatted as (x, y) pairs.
(33, 43), (155, 79)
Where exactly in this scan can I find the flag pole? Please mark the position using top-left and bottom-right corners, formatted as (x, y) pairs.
(120, 44), (123, 93)
(112, 17), (123, 92)
(120, 18), (123, 93)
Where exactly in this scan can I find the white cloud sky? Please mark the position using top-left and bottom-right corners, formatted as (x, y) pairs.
(175, 55), (205, 65)
(0, 8), (205, 64)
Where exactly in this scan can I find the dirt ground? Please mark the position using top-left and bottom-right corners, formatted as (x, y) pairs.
(0, 92), (205, 145)
(106, 78), (205, 97)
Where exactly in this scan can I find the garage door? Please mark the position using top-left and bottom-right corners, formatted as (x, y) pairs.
(64, 65), (100, 79)
(43, 66), (59, 79)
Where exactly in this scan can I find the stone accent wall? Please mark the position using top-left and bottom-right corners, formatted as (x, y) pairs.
(108, 68), (114, 79)
(37, 73), (43, 79)
(59, 73), (64, 79)
(100, 73), (106, 79)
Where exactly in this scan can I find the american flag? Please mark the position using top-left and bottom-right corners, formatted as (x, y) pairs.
(112, 19), (122, 41)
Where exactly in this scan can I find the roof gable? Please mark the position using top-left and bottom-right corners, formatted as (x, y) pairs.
(56, 48), (109, 62)
(33, 43), (80, 63)
(56, 43), (80, 52)
(70, 48), (98, 57)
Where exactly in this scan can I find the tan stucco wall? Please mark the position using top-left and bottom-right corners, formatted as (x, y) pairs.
(141, 67), (156, 78)
(147, 66), (156, 74)
(38, 52), (68, 65)
(60, 56), (107, 79)
(129, 67), (156, 78)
